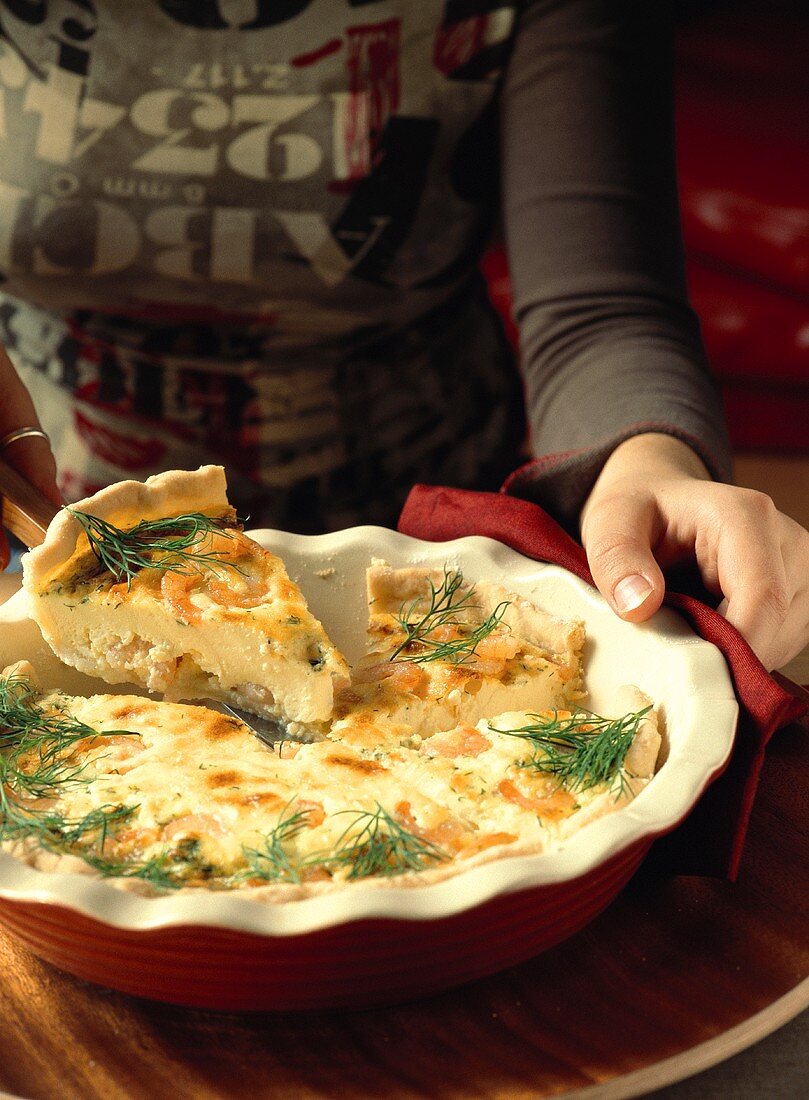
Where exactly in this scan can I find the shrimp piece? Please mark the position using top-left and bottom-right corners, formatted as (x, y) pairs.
(6, 790), (57, 812)
(114, 825), (161, 851)
(394, 801), (470, 854)
(96, 735), (145, 772)
(352, 661), (427, 695)
(429, 623), (464, 643)
(207, 577), (268, 608)
(351, 661), (387, 684)
(385, 662), (428, 694)
(107, 582), (128, 604)
(425, 815), (473, 854)
(460, 659), (504, 678)
(198, 529), (257, 568)
(421, 724), (492, 759)
(205, 534), (271, 608)
(394, 800), (419, 832)
(161, 571), (202, 624)
(464, 832), (519, 856)
(294, 799), (326, 827)
(300, 865), (333, 884)
(162, 813), (226, 841)
(471, 631), (521, 663)
(497, 778), (577, 822)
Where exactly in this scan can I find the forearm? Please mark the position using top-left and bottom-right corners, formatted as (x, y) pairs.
(500, 0), (732, 527)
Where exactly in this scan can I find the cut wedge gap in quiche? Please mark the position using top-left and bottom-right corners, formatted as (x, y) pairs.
(22, 466), (349, 736)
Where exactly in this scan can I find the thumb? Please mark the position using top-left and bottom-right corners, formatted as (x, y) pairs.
(582, 494), (665, 622)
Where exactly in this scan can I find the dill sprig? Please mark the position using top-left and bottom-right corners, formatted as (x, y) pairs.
(0, 673), (139, 862)
(241, 802), (447, 884)
(82, 849), (182, 891)
(84, 835), (228, 891)
(390, 568), (510, 665)
(0, 799), (136, 852)
(241, 804), (314, 885)
(67, 509), (241, 588)
(492, 706), (653, 794)
(0, 674), (135, 797)
(329, 803), (447, 879)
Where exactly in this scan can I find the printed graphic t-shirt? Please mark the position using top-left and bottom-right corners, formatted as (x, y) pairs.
(0, 1), (731, 531)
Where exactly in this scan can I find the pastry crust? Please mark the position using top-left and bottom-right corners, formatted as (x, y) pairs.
(22, 466), (229, 592)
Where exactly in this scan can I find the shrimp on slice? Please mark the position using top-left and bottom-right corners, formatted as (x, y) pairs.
(394, 801), (471, 855)
(294, 799), (326, 827)
(161, 571), (203, 625)
(94, 734), (146, 772)
(428, 623), (464, 644)
(207, 576), (268, 609)
(352, 660), (427, 695)
(107, 582), (129, 604)
(471, 631), (522, 663)
(464, 832), (520, 856)
(114, 825), (161, 851)
(384, 662), (428, 694)
(205, 533), (272, 608)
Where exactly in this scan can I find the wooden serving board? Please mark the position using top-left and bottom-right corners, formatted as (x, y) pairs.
(0, 700), (806, 1099)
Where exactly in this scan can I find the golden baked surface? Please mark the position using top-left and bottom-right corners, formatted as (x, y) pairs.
(0, 665), (657, 896)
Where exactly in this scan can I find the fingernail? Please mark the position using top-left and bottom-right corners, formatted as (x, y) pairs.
(613, 574), (653, 613)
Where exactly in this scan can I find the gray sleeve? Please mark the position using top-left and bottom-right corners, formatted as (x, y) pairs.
(499, 0), (732, 532)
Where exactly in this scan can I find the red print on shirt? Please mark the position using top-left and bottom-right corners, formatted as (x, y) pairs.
(74, 409), (167, 470)
(434, 16), (488, 77)
(339, 18), (401, 181)
(291, 38), (343, 68)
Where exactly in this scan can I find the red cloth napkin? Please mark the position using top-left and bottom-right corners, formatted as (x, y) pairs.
(398, 484), (808, 879)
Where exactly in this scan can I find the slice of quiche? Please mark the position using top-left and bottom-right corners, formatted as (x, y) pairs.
(332, 560), (586, 749)
(22, 466), (349, 732)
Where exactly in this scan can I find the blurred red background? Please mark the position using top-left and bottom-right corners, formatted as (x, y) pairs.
(483, 1), (809, 453)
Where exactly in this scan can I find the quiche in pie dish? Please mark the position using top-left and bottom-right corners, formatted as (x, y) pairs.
(2, 466), (662, 895)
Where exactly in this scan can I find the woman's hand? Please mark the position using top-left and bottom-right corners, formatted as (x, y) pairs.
(580, 433), (809, 671)
(0, 347), (61, 569)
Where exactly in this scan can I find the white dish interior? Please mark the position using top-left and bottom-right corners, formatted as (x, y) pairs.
(0, 526), (738, 934)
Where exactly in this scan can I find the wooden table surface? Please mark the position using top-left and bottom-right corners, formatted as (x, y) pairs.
(0, 450), (806, 1099)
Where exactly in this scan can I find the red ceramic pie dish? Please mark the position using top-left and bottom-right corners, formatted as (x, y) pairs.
(0, 529), (738, 1010)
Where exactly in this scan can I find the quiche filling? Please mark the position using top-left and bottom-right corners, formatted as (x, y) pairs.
(5, 465), (662, 896)
(0, 664), (658, 894)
